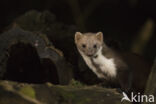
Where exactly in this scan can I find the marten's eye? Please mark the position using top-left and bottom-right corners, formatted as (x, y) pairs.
(82, 44), (86, 48)
(93, 44), (97, 48)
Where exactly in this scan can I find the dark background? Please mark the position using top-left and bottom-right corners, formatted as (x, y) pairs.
(0, 0), (155, 60)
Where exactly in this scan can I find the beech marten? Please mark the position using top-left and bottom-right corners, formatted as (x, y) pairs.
(75, 32), (151, 94)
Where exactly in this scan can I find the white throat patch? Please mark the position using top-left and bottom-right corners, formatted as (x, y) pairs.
(78, 47), (117, 79)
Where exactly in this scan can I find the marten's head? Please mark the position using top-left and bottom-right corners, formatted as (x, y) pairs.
(75, 32), (103, 57)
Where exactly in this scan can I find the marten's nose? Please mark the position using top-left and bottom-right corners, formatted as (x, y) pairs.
(87, 48), (94, 56)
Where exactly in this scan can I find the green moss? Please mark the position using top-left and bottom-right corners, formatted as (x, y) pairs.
(56, 86), (92, 104)
(19, 85), (36, 99)
(77, 98), (91, 104)
(69, 79), (85, 87)
(60, 89), (75, 100)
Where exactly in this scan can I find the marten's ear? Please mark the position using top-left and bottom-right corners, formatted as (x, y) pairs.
(75, 32), (83, 43)
(96, 32), (103, 42)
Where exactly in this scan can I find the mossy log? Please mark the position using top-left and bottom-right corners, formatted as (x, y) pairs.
(0, 80), (131, 104)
